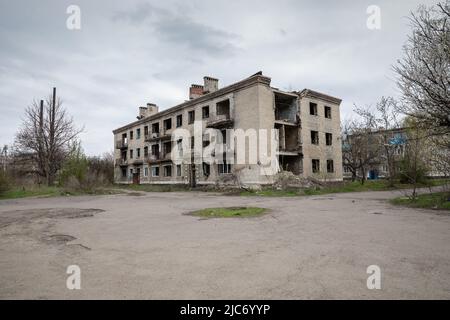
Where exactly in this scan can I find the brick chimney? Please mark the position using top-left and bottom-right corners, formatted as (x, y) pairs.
(138, 103), (159, 119)
(189, 84), (204, 100)
(203, 76), (219, 94)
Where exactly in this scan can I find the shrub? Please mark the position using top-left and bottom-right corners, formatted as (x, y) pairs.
(0, 170), (10, 195)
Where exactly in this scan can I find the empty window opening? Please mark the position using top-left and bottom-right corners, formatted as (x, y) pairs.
(309, 102), (318, 116)
(203, 162), (210, 176)
(163, 118), (172, 131)
(216, 99), (230, 119)
(164, 165), (172, 177)
(151, 144), (159, 157)
(163, 141), (172, 156)
(202, 106), (210, 119)
(188, 110), (195, 124)
(326, 133), (333, 146)
(176, 114), (182, 127)
(311, 131), (319, 145)
(312, 159), (320, 173)
(324, 106), (332, 119)
(152, 122), (160, 134)
(151, 166), (159, 177)
(327, 159), (334, 173)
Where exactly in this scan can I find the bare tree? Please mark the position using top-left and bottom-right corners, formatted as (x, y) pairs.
(399, 118), (430, 200)
(355, 97), (401, 186)
(393, 1), (450, 135)
(14, 88), (82, 185)
(342, 119), (380, 184)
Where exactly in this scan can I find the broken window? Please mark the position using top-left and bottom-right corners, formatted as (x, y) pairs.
(188, 110), (195, 124)
(151, 122), (159, 134)
(151, 166), (159, 177)
(130, 149), (134, 159)
(312, 159), (320, 173)
(163, 141), (172, 156)
(326, 133), (333, 146)
(218, 161), (232, 175)
(176, 165), (181, 177)
(327, 159), (334, 173)
(164, 165), (172, 177)
(176, 114), (182, 127)
(136, 128), (141, 139)
(151, 144), (159, 156)
(274, 92), (297, 122)
(309, 102), (318, 116)
(202, 106), (210, 119)
(203, 133), (210, 148)
(203, 162), (210, 176)
(130, 130), (134, 140)
(221, 129), (227, 144)
(216, 99), (230, 118)
(144, 126), (149, 136)
(144, 146), (148, 157)
(121, 168), (127, 178)
(324, 106), (332, 119)
(137, 148), (141, 158)
(177, 139), (183, 156)
(163, 118), (172, 130)
(311, 131), (319, 145)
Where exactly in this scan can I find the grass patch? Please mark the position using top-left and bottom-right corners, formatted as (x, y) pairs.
(0, 186), (61, 200)
(189, 207), (268, 218)
(0, 186), (123, 200)
(113, 184), (191, 192)
(240, 179), (450, 197)
(390, 192), (450, 211)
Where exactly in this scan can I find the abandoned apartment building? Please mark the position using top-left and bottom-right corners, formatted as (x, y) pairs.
(113, 72), (343, 186)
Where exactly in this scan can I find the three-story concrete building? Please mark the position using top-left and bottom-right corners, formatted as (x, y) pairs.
(113, 72), (343, 186)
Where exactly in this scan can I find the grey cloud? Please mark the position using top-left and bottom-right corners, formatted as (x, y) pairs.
(112, 2), (239, 57)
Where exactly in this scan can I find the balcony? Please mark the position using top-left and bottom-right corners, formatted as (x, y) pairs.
(206, 114), (233, 129)
(145, 152), (171, 163)
(115, 158), (128, 166)
(132, 158), (143, 165)
(145, 132), (160, 142)
(115, 140), (128, 149)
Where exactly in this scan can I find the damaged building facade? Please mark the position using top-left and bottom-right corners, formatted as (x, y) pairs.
(112, 72), (343, 186)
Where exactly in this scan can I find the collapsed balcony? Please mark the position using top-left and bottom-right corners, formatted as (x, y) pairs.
(207, 99), (234, 129)
(115, 158), (128, 166)
(115, 139), (128, 149)
(275, 123), (302, 154)
(274, 91), (299, 126)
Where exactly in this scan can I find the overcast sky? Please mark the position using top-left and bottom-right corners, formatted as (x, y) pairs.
(0, 0), (437, 155)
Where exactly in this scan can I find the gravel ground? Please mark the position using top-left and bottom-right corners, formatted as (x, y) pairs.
(0, 189), (449, 299)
